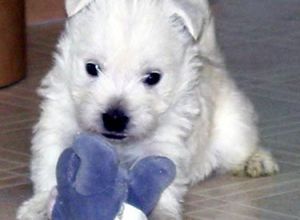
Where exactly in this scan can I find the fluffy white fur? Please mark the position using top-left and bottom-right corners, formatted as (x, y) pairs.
(17, 0), (279, 219)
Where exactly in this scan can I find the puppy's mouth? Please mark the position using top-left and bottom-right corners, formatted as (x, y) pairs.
(102, 133), (127, 140)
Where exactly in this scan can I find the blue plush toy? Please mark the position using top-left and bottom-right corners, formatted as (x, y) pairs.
(50, 134), (176, 220)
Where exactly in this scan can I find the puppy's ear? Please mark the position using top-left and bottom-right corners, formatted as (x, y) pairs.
(65, 0), (94, 17)
(166, 0), (223, 63)
(166, 0), (210, 41)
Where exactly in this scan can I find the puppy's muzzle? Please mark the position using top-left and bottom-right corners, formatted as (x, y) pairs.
(102, 107), (129, 140)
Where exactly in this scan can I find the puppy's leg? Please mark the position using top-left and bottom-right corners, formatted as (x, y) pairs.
(17, 138), (75, 220)
(17, 90), (77, 219)
(17, 145), (62, 220)
(211, 84), (279, 177)
(17, 192), (50, 220)
(149, 183), (187, 220)
(17, 142), (64, 220)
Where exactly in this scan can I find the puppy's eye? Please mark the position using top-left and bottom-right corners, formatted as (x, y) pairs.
(86, 63), (102, 77)
(143, 71), (162, 86)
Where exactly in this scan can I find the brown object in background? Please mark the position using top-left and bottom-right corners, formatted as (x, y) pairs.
(26, 0), (66, 25)
(0, 0), (26, 88)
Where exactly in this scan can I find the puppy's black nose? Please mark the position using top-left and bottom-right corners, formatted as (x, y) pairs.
(102, 108), (129, 133)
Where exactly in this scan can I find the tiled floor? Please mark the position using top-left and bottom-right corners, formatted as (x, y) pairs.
(0, 0), (300, 219)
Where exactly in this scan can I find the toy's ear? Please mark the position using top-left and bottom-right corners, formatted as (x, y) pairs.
(127, 156), (176, 215)
(65, 0), (94, 17)
(56, 148), (80, 188)
(165, 0), (210, 41)
(71, 134), (119, 195)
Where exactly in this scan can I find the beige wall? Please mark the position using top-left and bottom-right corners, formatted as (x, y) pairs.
(26, 0), (66, 25)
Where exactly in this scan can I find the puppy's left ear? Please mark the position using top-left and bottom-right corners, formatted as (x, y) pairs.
(65, 0), (94, 17)
(166, 0), (210, 41)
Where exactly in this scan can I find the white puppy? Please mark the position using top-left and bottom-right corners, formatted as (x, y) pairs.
(17, 0), (279, 219)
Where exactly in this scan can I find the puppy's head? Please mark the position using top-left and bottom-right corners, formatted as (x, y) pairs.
(57, 0), (208, 142)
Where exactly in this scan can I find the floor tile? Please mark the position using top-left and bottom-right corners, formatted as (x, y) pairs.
(0, 118), (36, 133)
(248, 84), (300, 105)
(0, 129), (32, 154)
(0, 93), (39, 111)
(211, 179), (300, 203)
(216, 203), (299, 220)
(195, 172), (300, 199)
(248, 190), (300, 218)
(247, 94), (300, 124)
(264, 129), (300, 147)
(0, 148), (30, 164)
(0, 184), (32, 220)
(0, 160), (25, 172)
(8, 166), (30, 177)
(0, 103), (33, 118)
(0, 176), (30, 190)
(0, 171), (14, 180)
(271, 150), (300, 166)
(185, 207), (259, 220)
(264, 140), (300, 156)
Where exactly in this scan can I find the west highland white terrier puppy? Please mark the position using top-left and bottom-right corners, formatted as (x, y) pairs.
(17, 0), (279, 219)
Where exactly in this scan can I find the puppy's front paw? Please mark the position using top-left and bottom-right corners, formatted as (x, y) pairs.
(232, 148), (279, 178)
(17, 193), (49, 220)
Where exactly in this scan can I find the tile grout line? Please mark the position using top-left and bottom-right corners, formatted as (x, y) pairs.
(262, 127), (300, 138)
(0, 118), (37, 127)
(0, 147), (30, 157)
(0, 100), (38, 110)
(236, 202), (300, 220)
(195, 174), (300, 198)
(0, 158), (29, 166)
(0, 181), (31, 191)
(185, 206), (259, 220)
(0, 92), (40, 102)
(0, 127), (34, 135)
(194, 172), (300, 195)
(215, 179), (300, 202)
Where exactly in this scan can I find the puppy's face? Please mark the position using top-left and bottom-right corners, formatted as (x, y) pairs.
(61, 0), (199, 142)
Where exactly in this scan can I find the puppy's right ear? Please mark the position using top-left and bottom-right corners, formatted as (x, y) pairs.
(65, 0), (94, 17)
(165, 0), (210, 41)
(166, 0), (223, 64)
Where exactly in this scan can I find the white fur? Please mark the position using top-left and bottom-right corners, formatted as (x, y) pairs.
(17, 0), (278, 219)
